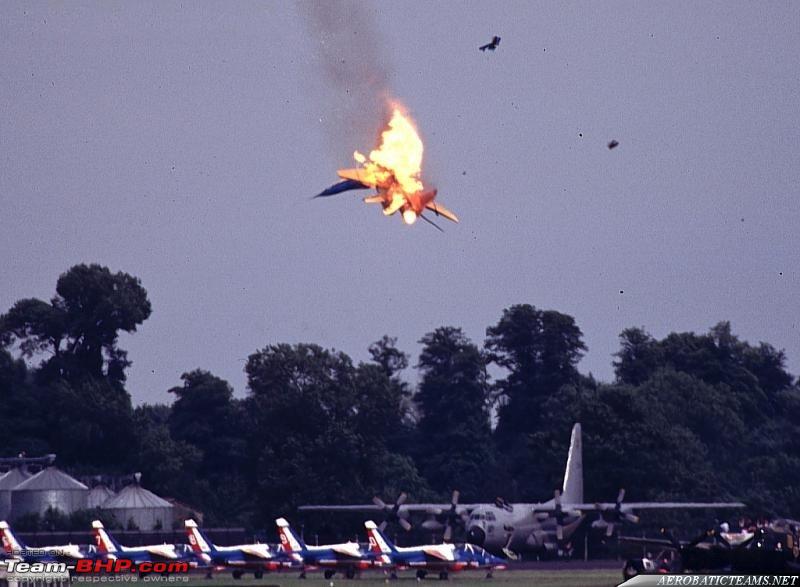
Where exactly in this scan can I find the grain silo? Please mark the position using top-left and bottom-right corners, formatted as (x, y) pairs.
(10, 466), (88, 519)
(87, 484), (116, 509)
(100, 474), (173, 530)
(0, 467), (31, 519)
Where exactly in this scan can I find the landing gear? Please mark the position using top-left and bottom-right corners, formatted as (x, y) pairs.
(345, 567), (356, 579)
(299, 569), (307, 579)
(232, 570), (244, 580)
(486, 570), (494, 579)
(254, 570), (264, 579)
(390, 571), (398, 580)
(416, 570), (427, 580)
(324, 569), (336, 579)
(438, 571), (449, 580)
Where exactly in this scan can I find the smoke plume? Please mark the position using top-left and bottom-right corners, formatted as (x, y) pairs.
(297, 0), (393, 151)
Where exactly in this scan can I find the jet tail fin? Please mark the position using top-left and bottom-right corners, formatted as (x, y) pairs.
(0, 520), (25, 554)
(92, 520), (121, 554)
(364, 520), (395, 554)
(561, 423), (584, 504)
(184, 519), (214, 554)
(275, 518), (305, 553)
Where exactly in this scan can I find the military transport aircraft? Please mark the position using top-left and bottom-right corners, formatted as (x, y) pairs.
(300, 423), (745, 558)
(365, 520), (505, 580)
(0, 520), (83, 563)
(92, 520), (193, 564)
(184, 519), (295, 578)
(275, 517), (376, 579)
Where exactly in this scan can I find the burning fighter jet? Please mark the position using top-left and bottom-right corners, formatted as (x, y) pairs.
(315, 107), (459, 231)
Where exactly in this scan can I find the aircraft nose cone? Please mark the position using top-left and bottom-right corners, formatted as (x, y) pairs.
(467, 526), (486, 547)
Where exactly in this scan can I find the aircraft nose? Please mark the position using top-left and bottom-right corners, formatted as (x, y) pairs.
(467, 526), (486, 547)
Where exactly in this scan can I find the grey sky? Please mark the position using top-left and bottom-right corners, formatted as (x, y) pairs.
(1, 2), (798, 405)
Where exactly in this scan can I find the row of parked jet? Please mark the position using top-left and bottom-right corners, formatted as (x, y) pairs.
(0, 517), (505, 580)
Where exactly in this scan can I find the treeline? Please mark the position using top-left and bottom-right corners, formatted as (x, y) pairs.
(1, 264), (798, 531)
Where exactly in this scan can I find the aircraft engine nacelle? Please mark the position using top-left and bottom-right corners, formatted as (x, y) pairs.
(527, 530), (549, 548)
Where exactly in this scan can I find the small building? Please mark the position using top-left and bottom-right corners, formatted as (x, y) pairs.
(0, 467), (32, 520)
(100, 475), (173, 530)
(10, 467), (88, 520)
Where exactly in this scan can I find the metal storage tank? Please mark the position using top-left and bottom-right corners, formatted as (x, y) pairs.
(10, 466), (88, 520)
(100, 476), (173, 530)
(87, 484), (116, 509)
(0, 467), (31, 520)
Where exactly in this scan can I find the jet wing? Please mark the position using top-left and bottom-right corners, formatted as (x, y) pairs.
(425, 201), (459, 223)
(421, 545), (455, 561)
(237, 544), (272, 559)
(329, 543), (363, 558)
(315, 179), (368, 198)
(337, 168), (380, 188)
(142, 545), (179, 560)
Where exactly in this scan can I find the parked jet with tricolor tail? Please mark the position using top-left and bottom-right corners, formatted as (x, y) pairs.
(92, 520), (194, 565)
(275, 517), (376, 579)
(184, 519), (296, 578)
(365, 520), (505, 580)
(0, 521), (83, 563)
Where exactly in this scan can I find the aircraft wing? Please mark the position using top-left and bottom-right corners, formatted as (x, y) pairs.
(534, 501), (745, 511)
(298, 503), (479, 515)
(337, 168), (379, 188)
(421, 545), (455, 561)
(425, 201), (459, 223)
(143, 545), (179, 560)
(329, 543), (363, 558)
(315, 179), (368, 198)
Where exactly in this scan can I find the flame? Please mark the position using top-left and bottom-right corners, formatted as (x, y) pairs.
(354, 107), (424, 195)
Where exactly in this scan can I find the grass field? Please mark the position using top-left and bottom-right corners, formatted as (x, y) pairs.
(178, 569), (622, 587)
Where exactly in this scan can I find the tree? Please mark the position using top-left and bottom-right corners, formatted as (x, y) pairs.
(486, 304), (587, 444)
(0, 264), (151, 383)
(414, 327), (494, 497)
(130, 404), (201, 498)
(613, 327), (661, 386)
(167, 370), (249, 523)
(244, 343), (427, 525)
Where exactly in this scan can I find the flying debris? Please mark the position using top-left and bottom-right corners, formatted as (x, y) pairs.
(479, 36), (501, 51)
(315, 107), (459, 230)
(608, 140), (620, 150)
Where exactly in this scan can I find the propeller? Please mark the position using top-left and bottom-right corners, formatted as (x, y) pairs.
(554, 490), (565, 542)
(373, 493), (412, 532)
(442, 490), (462, 542)
(605, 488), (640, 537)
